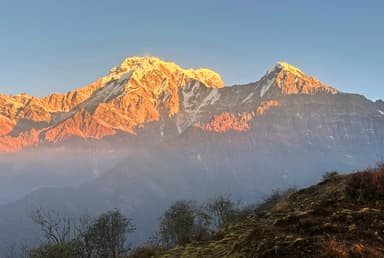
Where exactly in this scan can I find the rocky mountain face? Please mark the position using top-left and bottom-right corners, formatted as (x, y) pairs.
(1, 57), (383, 174)
(1, 56), (384, 201)
(0, 56), (365, 153)
(0, 56), (224, 151)
(1, 56), (384, 213)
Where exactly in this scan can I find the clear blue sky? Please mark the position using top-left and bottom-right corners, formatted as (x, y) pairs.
(0, 0), (383, 100)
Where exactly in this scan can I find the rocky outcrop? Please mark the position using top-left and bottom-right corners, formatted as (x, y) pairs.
(195, 112), (254, 133)
(44, 109), (116, 143)
(43, 79), (105, 112)
(254, 62), (337, 99)
(195, 100), (281, 133)
(0, 115), (15, 136)
(274, 62), (337, 95)
(256, 100), (280, 116)
(0, 129), (39, 152)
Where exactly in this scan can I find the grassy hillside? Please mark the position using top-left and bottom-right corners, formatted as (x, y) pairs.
(160, 165), (384, 257)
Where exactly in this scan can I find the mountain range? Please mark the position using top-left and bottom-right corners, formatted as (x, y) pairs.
(0, 56), (384, 253)
(0, 56), (355, 152)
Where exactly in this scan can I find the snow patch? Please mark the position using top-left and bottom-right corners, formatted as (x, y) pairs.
(241, 92), (254, 103)
(266, 63), (281, 74)
(101, 71), (132, 102)
(176, 83), (220, 134)
(160, 124), (164, 137)
(182, 81), (201, 110)
(80, 71), (132, 105)
(296, 112), (303, 119)
(52, 71), (133, 125)
(379, 110), (384, 116)
(199, 88), (220, 108)
(260, 79), (274, 97)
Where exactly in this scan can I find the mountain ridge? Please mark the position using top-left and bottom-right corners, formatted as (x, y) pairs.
(0, 56), (373, 152)
(0, 56), (225, 151)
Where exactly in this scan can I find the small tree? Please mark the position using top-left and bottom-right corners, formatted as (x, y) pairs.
(160, 201), (196, 246)
(29, 208), (76, 257)
(87, 209), (135, 258)
(29, 209), (135, 258)
(194, 206), (212, 241)
(72, 214), (95, 258)
(206, 195), (236, 229)
(31, 208), (74, 245)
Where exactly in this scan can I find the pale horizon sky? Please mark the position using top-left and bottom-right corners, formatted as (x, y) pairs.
(0, 0), (383, 100)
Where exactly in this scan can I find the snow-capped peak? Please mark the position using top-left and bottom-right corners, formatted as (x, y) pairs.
(267, 61), (305, 77)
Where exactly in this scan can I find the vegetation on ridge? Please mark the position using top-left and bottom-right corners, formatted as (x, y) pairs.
(159, 164), (384, 257)
(26, 209), (135, 258)
(9, 164), (384, 257)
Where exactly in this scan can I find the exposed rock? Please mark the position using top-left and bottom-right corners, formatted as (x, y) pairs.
(0, 128), (39, 152)
(195, 100), (281, 133)
(0, 57), (382, 153)
(0, 115), (15, 136)
(264, 62), (337, 96)
(44, 109), (116, 143)
(0, 56), (225, 151)
(256, 100), (280, 116)
(195, 112), (254, 132)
